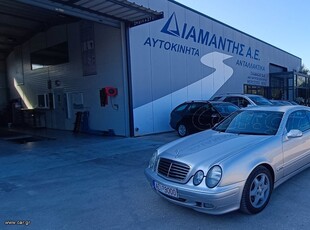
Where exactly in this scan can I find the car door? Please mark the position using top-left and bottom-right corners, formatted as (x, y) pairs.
(223, 97), (239, 107)
(184, 103), (203, 132)
(191, 103), (217, 131)
(170, 103), (189, 129)
(239, 98), (250, 107)
(224, 96), (249, 108)
(282, 110), (310, 177)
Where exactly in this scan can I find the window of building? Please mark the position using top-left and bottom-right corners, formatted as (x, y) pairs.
(37, 93), (54, 109)
(296, 75), (306, 88)
(244, 85), (266, 97)
(37, 94), (49, 108)
(31, 42), (69, 70)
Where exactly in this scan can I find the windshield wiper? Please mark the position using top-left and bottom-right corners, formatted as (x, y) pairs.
(231, 132), (270, 135)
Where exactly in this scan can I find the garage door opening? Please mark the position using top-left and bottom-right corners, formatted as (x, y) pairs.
(0, 0), (163, 137)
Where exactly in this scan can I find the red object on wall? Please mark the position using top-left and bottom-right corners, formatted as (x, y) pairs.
(100, 87), (118, 106)
(105, 87), (118, 97)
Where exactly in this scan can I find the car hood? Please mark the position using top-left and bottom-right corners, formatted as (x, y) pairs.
(159, 130), (272, 167)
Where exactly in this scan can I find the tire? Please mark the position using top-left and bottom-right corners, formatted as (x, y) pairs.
(240, 165), (273, 214)
(177, 123), (188, 137)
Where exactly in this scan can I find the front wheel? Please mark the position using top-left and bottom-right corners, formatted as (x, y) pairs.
(177, 123), (188, 137)
(240, 166), (273, 214)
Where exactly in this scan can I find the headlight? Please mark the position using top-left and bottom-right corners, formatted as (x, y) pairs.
(206, 165), (222, 188)
(148, 151), (158, 171)
(193, 170), (204, 186)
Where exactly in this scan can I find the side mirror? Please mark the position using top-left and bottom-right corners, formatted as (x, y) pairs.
(287, 129), (303, 138)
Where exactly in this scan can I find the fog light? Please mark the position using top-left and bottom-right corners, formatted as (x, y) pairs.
(203, 203), (215, 209)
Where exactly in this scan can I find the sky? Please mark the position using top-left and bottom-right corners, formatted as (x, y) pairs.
(175, 0), (310, 70)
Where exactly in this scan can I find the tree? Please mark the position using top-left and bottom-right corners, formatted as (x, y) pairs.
(299, 63), (309, 75)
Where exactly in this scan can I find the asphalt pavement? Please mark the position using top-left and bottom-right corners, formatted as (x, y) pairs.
(0, 128), (309, 230)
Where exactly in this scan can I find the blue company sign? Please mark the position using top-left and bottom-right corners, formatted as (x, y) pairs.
(162, 12), (259, 60)
(144, 13), (262, 61)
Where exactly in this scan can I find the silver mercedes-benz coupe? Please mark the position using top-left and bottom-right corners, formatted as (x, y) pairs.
(145, 105), (310, 215)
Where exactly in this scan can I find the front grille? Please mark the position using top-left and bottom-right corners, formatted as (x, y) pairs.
(157, 158), (190, 182)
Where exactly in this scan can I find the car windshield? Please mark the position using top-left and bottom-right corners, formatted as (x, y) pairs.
(289, 101), (298, 105)
(213, 110), (283, 135)
(248, 96), (273, 105)
(211, 96), (222, 101)
(212, 103), (239, 116)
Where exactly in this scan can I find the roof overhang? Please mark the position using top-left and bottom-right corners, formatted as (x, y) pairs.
(17, 0), (164, 27)
(0, 0), (163, 60)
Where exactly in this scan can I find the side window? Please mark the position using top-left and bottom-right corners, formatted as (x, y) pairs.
(239, 98), (250, 107)
(203, 104), (217, 113)
(286, 110), (310, 132)
(224, 97), (238, 106)
(188, 103), (203, 113)
(306, 111), (310, 122)
(224, 97), (232, 103)
(174, 104), (188, 113)
(212, 96), (222, 101)
(200, 104), (212, 112)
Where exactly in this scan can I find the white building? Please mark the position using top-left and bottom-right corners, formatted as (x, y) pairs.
(1, 0), (302, 136)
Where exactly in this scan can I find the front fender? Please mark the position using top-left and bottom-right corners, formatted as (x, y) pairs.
(218, 138), (283, 187)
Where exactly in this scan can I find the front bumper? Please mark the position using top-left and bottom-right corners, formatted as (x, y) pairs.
(145, 168), (245, 215)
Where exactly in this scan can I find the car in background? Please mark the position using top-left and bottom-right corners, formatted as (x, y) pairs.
(170, 101), (239, 137)
(270, 99), (298, 106)
(145, 105), (310, 215)
(212, 94), (273, 108)
(288, 100), (299, 105)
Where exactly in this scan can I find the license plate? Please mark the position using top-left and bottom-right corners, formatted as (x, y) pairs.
(153, 181), (178, 198)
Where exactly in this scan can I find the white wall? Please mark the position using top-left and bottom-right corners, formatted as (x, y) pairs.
(129, 0), (302, 136)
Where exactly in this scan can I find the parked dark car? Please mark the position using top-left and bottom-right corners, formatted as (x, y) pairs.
(170, 101), (239, 137)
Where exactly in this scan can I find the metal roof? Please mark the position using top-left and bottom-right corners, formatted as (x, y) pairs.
(0, 0), (163, 61)
(46, 0), (164, 27)
(0, 0), (77, 61)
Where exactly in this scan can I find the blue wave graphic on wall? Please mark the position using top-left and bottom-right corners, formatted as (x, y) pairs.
(133, 51), (234, 134)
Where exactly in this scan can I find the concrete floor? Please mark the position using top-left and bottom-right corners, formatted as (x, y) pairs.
(0, 128), (309, 230)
